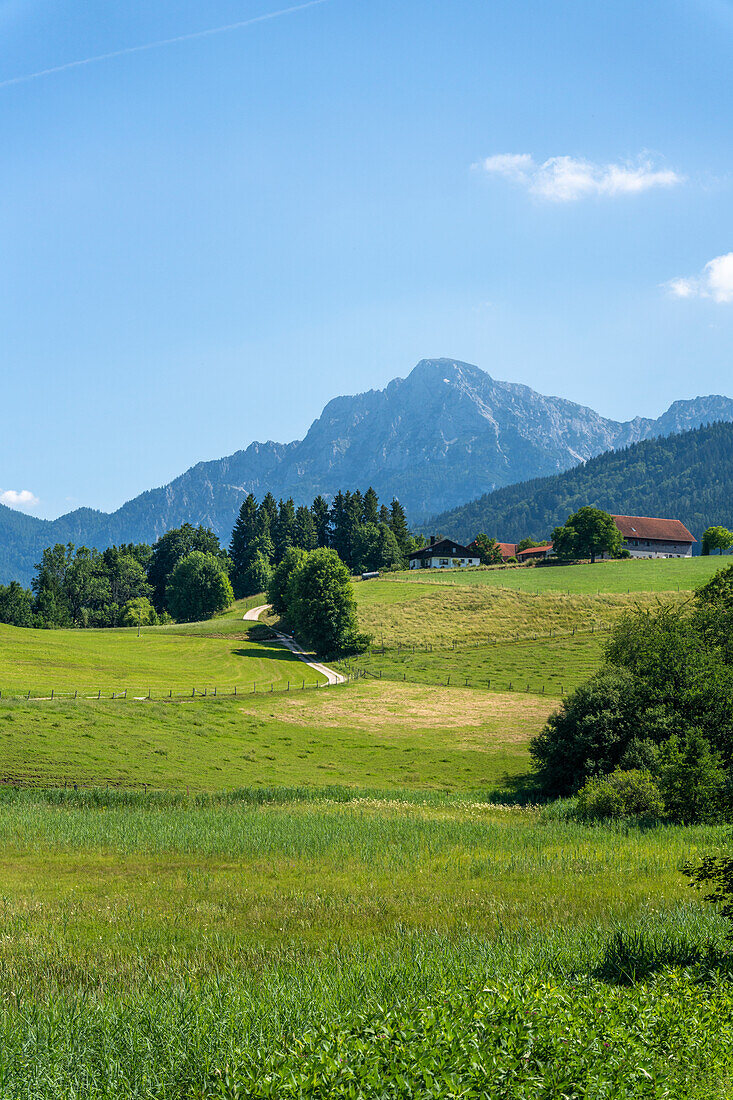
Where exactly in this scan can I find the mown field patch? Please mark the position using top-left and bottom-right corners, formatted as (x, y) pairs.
(0, 681), (550, 791)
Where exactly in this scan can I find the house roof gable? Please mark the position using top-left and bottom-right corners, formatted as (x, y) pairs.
(409, 538), (476, 560)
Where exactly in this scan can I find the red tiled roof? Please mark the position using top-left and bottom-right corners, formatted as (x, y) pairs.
(517, 544), (553, 558)
(611, 515), (696, 543)
(497, 542), (517, 558)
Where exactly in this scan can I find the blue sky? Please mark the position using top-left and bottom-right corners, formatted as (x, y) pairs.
(1, 0), (732, 519)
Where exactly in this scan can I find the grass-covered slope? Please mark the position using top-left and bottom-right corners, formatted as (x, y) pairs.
(351, 557), (724, 646)
(428, 420), (733, 544)
(0, 682), (550, 790)
(0, 618), (320, 696)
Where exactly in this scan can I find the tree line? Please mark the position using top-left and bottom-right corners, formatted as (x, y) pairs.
(229, 488), (419, 598)
(0, 487), (418, 628)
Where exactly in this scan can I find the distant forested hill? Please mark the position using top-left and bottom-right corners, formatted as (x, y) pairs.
(428, 422), (733, 546)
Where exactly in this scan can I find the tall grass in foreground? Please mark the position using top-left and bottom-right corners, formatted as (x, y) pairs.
(2, 918), (732, 1098)
(2, 791), (733, 1096)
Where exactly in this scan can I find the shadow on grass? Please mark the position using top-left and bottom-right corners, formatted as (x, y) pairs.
(594, 928), (733, 985)
(484, 771), (545, 805)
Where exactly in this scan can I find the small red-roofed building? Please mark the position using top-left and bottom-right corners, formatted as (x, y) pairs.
(516, 543), (553, 562)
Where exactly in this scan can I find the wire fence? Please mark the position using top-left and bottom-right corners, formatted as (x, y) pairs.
(0, 672), (357, 704)
(351, 666), (571, 697)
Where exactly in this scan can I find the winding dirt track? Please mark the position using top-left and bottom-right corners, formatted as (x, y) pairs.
(243, 604), (346, 686)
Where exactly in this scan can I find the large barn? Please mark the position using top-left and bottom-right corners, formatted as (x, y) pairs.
(609, 515), (696, 558)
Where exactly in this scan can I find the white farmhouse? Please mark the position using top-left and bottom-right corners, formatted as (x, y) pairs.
(409, 537), (480, 569)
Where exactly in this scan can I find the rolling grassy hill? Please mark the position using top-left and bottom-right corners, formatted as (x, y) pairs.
(350, 556), (724, 648)
(0, 618), (321, 697)
(346, 556), (729, 695)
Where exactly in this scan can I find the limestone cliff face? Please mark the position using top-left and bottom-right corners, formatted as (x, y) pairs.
(2, 358), (733, 583)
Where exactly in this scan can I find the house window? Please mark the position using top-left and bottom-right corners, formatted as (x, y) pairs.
(440, 559), (449, 567)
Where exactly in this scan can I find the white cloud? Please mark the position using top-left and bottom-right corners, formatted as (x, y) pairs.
(476, 153), (682, 202)
(0, 488), (40, 510)
(666, 253), (733, 303)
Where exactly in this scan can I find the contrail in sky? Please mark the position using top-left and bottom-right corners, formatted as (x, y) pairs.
(0, 0), (330, 89)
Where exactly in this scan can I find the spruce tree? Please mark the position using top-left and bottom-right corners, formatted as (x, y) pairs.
(294, 505), (317, 551)
(273, 498), (296, 563)
(389, 498), (411, 560)
(363, 486), (380, 525)
(311, 495), (331, 547)
(260, 492), (278, 532)
(229, 494), (259, 598)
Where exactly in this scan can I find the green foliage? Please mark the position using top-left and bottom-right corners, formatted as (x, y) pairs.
(166, 551), (234, 623)
(229, 487), (412, 579)
(239, 551), (272, 599)
(285, 548), (369, 657)
(389, 498), (411, 560)
(351, 522), (402, 574)
(531, 592), (733, 797)
(149, 524), (224, 611)
(473, 533), (503, 565)
(684, 852), (733, 934)
(267, 547), (307, 615)
(0, 581), (34, 626)
(658, 731), (729, 824)
(31, 542), (154, 627)
(695, 561), (733, 610)
(552, 506), (622, 563)
(294, 505), (317, 552)
(229, 494), (260, 597)
(430, 420), (733, 546)
(120, 596), (158, 627)
(575, 768), (664, 821)
(516, 537), (544, 553)
(530, 668), (673, 796)
(702, 525), (733, 555)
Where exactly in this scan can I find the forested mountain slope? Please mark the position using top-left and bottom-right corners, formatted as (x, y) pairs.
(428, 421), (733, 546)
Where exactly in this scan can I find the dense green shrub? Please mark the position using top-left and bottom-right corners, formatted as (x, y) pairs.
(286, 548), (369, 658)
(532, 598), (733, 796)
(529, 668), (675, 796)
(576, 768), (664, 821)
(166, 551), (234, 622)
(658, 731), (730, 824)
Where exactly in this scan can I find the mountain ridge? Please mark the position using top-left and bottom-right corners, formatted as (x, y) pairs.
(2, 357), (733, 584)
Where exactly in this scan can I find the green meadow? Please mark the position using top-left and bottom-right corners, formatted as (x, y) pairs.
(0, 617), (320, 697)
(389, 554), (726, 593)
(1, 788), (732, 1097)
(3, 555), (733, 1096)
(348, 630), (606, 696)
(0, 681), (550, 790)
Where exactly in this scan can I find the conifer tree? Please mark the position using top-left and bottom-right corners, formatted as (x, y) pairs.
(229, 494), (259, 597)
(294, 505), (317, 551)
(311, 495), (331, 547)
(273, 498), (296, 563)
(389, 498), (411, 559)
(363, 486), (380, 525)
(259, 492), (278, 532)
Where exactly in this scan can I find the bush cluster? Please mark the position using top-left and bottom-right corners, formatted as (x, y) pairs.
(532, 564), (733, 824)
